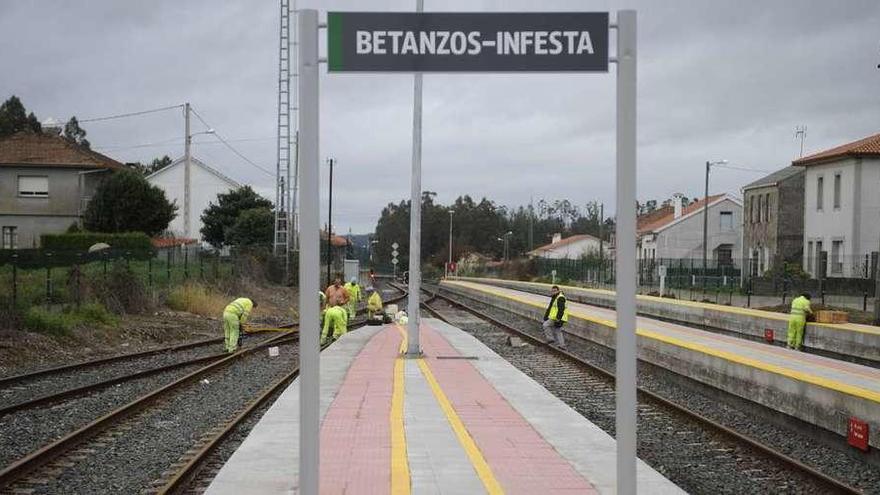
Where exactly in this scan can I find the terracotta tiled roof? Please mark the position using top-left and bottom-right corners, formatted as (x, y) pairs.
(0, 131), (123, 169)
(321, 231), (351, 247)
(792, 132), (880, 166)
(528, 234), (600, 255)
(638, 194), (725, 235)
(152, 237), (198, 248)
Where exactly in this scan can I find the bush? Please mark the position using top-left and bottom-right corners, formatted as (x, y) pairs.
(23, 303), (117, 336)
(41, 232), (154, 252)
(166, 283), (228, 317)
(91, 263), (150, 314)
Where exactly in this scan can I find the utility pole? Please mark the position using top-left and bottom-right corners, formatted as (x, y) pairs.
(599, 202), (605, 260)
(446, 209), (453, 278)
(326, 158), (334, 287)
(528, 196), (534, 251)
(703, 160), (727, 288)
(183, 102), (191, 238)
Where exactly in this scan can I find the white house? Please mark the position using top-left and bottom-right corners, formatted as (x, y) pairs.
(637, 193), (743, 266)
(794, 132), (880, 278)
(147, 156), (240, 242)
(527, 233), (603, 260)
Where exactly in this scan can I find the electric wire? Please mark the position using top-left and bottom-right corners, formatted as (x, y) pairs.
(79, 104), (184, 123)
(189, 107), (275, 177)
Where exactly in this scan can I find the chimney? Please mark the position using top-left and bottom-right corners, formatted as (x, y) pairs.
(672, 193), (684, 219)
(552, 233), (562, 244)
(42, 117), (63, 136)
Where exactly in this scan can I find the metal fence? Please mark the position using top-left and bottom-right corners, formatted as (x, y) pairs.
(461, 255), (880, 313)
(0, 246), (235, 312)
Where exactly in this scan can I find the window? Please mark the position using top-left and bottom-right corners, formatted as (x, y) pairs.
(716, 244), (733, 266)
(831, 240), (843, 274)
(764, 193), (770, 222)
(807, 242), (814, 272)
(18, 176), (48, 197)
(719, 211), (733, 230)
(749, 196), (755, 223)
(817, 176), (824, 210)
(756, 195), (762, 223)
(833, 173), (841, 209)
(1, 227), (17, 249)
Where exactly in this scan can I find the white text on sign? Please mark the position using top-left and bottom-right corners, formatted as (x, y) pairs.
(355, 30), (595, 56)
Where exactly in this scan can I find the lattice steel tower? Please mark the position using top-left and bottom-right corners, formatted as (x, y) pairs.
(274, 0), (298, 261)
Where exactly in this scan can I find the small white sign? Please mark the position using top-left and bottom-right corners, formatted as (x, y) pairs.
(658, 265), (667, 277)
(392, 250), (399, 257)
(269, 346), (280, 357)
(392, 242), (399, 249)
(392, 259), (399, 265)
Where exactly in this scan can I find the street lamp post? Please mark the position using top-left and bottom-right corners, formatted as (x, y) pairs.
(703, 159), (728, 288)
(446, 209), (454, 278)
(183, 102), (214, 239)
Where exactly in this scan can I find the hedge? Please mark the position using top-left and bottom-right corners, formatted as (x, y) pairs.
(40, 232), (153, 252)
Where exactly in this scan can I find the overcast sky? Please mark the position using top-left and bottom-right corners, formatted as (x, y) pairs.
(2, 0), (878, 234)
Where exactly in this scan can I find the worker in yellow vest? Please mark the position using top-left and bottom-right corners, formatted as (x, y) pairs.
(343, 277), (361, 322)
(322, 305), (348, 345)
(787, 292), (812, 351)
(366, 287), (383, 320)
(542, 285), (569, 349)
(223, 297), (257, 353)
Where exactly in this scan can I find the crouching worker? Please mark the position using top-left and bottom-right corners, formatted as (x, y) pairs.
(787, 292), (812, 351)
(366, 287), (383, 320)
(542, 285), (569, 349)
(224, 297), (257, 353)
(321, 305), (348, 345)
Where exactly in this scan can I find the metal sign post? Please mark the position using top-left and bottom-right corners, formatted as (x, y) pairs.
(615, 10), (638, 494)
(297, 9), (320, 495)
(306, 9), (637, 493)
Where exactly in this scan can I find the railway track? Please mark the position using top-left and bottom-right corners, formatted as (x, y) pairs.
(148, 287), (409, 495)
(0, 285), (407, 494)
(423, 290), (864, 495)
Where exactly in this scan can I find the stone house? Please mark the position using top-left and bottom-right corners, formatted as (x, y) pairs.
(741, 166), (805, 276)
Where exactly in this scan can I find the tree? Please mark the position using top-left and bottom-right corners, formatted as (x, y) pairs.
(200, 186), (274, 248)
(0, 95), (41, 137)
(228, 208), (275, 246)
(128, 155), (173, 176)
(63, 116), (90, 149)
(83, 169), (177, 236)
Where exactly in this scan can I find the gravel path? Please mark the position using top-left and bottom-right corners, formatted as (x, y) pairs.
(429, 294), (880, 494)
(12, 342), (299, 495)
(0, 334), (271, 408)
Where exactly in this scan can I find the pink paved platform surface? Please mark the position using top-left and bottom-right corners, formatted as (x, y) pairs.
(318, 323), (597, 494)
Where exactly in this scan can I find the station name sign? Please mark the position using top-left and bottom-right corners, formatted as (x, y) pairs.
(327, 12), (609, 72)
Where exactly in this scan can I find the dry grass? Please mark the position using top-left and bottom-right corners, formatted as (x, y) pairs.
(165, 283), (229, 317)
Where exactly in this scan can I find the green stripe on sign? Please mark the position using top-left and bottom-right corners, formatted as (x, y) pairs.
(327, 12), (343, 72)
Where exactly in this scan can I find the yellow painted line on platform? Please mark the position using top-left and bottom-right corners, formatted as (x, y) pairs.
(458, 277), (880, 336)
(445, 280), (880, 404)
(391, 325), (410, 495)
(416, 357), (505, 495)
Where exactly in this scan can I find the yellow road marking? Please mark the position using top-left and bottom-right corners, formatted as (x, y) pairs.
(391, 326), (410, 495)
(416, 357), (505, 495)
(445, 280), (880, 404)
(460, 277), (880, 336)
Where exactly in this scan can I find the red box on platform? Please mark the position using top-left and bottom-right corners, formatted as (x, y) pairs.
(764, 329), (774, 343)
(848, 417), (869, 451)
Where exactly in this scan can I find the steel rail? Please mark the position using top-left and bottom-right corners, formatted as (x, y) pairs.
(423, 290), (862, 495)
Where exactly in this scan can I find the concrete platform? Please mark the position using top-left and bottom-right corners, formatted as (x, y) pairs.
(442, 279), (880, 450)
(206, 320), (683, 494)
(454, 277), (880, 364)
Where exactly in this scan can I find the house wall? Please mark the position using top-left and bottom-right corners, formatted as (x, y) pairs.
(777, 171), (805, 264)
(537, 237), (602, 259)
(802, 157), (880, 278)
(742, 185), (776, 274)
(148, 162), (237, 241)
(0, 165), (109, 248)
(651, 198), (742, 266)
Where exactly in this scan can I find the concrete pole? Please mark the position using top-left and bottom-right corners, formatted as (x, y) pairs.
(184, 102), (191, 238)
(297, 9), (319, 495)
(703, 160), (710, 289)
(406, 0), (424, 357)
(615, 10), (638, 495)
(446, 209), (453, 278)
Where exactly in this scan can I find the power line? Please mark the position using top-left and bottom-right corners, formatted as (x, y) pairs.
(189, 106), (274, 177)
(714, 164), (772, 174)
(79, 104), (184, 123)
(95, 136), (275, 152)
